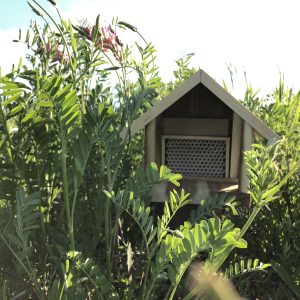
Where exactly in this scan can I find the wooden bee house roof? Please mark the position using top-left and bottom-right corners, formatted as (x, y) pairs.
(127, 69), (280, 140)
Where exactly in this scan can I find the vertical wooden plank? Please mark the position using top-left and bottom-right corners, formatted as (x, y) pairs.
(144, 118), (157, 165)
(230, 113), (243, 178)
(155, 115), (163, 166)
(240, 121), (253, 193)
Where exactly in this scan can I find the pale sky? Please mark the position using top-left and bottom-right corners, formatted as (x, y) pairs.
(1, 0), (300, 98)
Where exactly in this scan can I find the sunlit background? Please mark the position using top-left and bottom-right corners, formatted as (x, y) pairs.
(1, 0), (300, 98)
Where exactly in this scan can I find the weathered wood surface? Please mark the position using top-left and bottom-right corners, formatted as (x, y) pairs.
(230, 113), (242, 178)
(144, 119), (157, 165)
(162, 118), (230, 136)
(240, 121), (253, 193)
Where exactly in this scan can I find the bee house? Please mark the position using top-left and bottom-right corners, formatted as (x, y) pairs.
(128, 70), (279, 203)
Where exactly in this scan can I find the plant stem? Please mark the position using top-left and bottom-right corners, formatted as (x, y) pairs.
(105, 196), (112, 279)
(104, 158), (113, 280)
(60, 134), (74, 251)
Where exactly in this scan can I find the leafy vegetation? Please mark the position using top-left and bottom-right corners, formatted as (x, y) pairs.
(231, 80), (300, 299)
(0, 1), (299, 299)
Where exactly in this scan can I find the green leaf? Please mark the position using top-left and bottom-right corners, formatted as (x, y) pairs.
(271, 260), (300, 297)
(22, 110), (36, 123)
(17, 57), (23, 71)
(38, 100), (54, 108)
(118, 21), (137, 32)
(3, 93), (22, 106)
(25, 29), (30, 44)
(225, 258), (271, 280)
(47, 0), (56, 5)
(27, 1), (43, 17)
(235, 239), (247, 248)
(69, 22), (77, 53)
(104, 66), (121, 71)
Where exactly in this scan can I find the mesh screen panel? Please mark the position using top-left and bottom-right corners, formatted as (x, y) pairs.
(164, 138), (227, 178)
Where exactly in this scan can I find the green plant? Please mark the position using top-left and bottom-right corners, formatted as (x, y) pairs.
(225, 258), (270, 280)
(183, 140), (300, 300)
(0, 1), (163, 297)
(231, 79), (300, 298)
(1, 2), (299, 299)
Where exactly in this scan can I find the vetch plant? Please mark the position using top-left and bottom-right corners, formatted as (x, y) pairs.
(0, 1), (299, 299)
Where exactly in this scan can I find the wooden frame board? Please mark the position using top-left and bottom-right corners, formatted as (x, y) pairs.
(162, 118), (230, 136)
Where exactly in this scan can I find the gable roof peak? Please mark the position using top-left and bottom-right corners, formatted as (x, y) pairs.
(127, 69), (280, 140)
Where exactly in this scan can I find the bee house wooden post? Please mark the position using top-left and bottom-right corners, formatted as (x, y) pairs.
(128, 70), (279, 203)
